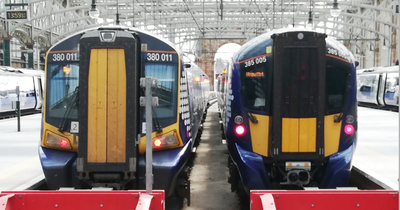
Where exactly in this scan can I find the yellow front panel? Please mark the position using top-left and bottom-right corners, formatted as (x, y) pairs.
(324, 114), (342, 156)
(106, 49), (126, 163)
(282, 118), (299, 152)
(88, 49), (108, 163)
(249, 114), (270, 157)
(299, 118), (316, 152)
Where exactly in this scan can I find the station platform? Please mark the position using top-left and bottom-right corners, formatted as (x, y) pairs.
(0, 114), (44, 191)
(352, 107), (398, 190)
(0, 106), (398, 191)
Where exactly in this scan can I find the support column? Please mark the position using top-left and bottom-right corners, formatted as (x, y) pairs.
(20, 46), (26, 68)
(2, 37), (12, 66)
(0, 42), (2, 65)
(26, 42), (34, 69)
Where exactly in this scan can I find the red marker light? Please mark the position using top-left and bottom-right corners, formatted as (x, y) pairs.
(60, 139), (69, 148)
(153, 139), (162, 147)
(344, 124), (355, 135)
(235, 125), (246, 136)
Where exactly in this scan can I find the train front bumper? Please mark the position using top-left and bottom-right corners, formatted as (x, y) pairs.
(39, 140), (192, 197)
(229, 143), (271, 194)
(230, 142), (355, 193)
(320, 143), (355, 188)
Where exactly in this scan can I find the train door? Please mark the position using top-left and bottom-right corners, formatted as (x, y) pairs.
(383, 73), (399, 106)
(377, 73), (386, 106)
(271, 31), (326, 162)
(76, 30), (140, 189)
(35, 76), (44, 109)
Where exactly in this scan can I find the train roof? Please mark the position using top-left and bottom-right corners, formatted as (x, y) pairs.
(49, 25), (183, 56)
(235, 27), (355, 63)
(357, 65), (399, 74)
(184, 61), (208, 78)
(0, 66), (44, 76)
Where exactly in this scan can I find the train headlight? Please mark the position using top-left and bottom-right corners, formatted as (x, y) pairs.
(234, 116), (244, 124)
(100, 31), (116, 42)
(345, 115), (355, 124)
(297, 33), (304, 40)
(45, 132), (72, 150)
(152, 132), (179, 149)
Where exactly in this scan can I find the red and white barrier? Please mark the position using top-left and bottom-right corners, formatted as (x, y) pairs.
(250, 190), (398, 210)
(0, 190), (165, 210)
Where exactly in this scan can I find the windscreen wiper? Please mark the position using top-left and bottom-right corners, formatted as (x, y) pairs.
(241, 86), (258, 124)
(334, 84), (351, 123)
(58, 86), (79, 132)
(152, 106), (163, 132)
(248, 112), (258, 123)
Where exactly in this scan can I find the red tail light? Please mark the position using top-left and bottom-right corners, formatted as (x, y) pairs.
(60, 139), (69, 148)
(235, 125), (246, 136)
(344, 124), (355, 135)
(153, 139), (162, 147)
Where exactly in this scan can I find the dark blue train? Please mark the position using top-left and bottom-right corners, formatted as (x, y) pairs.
(39, 26), (209, 207)
(219, 28), (358, 195)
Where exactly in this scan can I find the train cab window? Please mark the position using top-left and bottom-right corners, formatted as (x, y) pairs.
(240, 60), (271, 112)
(46, 63), (79, 123)
(142, 63), (178, 127)
(325, 63), (349, 114)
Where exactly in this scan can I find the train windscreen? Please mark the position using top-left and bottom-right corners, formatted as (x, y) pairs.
(240, 58), (272, 112)
(142, 63), (178, 127)
(46, 63), (79, 125)
(326, 63), (349, 114)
